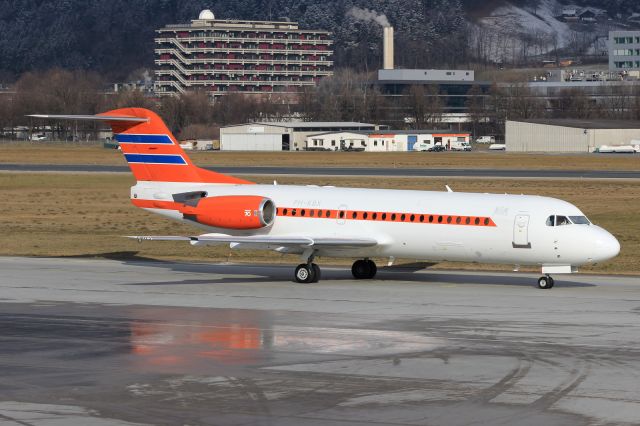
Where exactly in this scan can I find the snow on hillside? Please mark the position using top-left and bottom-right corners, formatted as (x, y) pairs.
(480, 0), (571, 45)
(471, 0), (611, 62)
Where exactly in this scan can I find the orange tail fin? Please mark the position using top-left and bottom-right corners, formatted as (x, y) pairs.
(99, 108), (251, 184)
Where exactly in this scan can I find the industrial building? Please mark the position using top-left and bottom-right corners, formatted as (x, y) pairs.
(609, 30), (640, 74)
(155, 9), (333, 96)
(220, 122), (382, 151)
(506, 119), (640, 152)
(306, 130), (470, 152)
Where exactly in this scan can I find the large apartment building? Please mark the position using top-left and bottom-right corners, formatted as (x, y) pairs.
(155, 10), (334, 96)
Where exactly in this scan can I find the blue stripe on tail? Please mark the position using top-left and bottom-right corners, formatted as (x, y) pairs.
(116, 134), (174, 144)
(124, 154), (187, 165)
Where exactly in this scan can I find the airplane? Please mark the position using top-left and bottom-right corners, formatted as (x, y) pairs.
(30, 108), (620, 289)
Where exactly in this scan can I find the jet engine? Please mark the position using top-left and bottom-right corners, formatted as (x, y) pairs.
(180, 195), (275, 230)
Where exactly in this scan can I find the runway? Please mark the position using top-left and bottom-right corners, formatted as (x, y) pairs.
(2, 163), (640, 179)
(1, 256), (640, 425)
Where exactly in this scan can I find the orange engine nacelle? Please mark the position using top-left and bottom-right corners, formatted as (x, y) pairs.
(181, 195), (275, 230)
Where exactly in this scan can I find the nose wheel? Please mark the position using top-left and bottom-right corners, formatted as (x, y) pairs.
(537, 275), (555, 289)
(352, 259), (377, 279)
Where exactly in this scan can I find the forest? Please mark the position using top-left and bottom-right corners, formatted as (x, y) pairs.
(2, 0), (639, 80)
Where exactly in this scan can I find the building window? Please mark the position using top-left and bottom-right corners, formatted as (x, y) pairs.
(331, 140), (336, 146)
(374, 141), (378, 146)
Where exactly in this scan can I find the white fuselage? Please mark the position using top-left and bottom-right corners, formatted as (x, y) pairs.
(132, 181), (620, 270)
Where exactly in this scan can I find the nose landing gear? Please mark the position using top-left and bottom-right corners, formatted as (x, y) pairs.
(537, 275), (555, 289)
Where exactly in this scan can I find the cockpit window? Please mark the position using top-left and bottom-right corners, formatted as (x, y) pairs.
(569, 216), (591, 225)
(547, 215), (579, 226)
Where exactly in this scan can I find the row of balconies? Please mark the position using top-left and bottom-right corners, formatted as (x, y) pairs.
(156, 36), (332, 45)
(155, 46), (332, 56)
(156, 35), (331, 44)
(155, 57), (333, 66)
(156, 68), (331, 77)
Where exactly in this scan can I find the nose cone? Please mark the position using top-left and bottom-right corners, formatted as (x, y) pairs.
(592, 227), (620, 262)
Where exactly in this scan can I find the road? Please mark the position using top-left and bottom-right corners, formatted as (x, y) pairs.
(0, 256), (639, 425)
(1, 163), (640, 179)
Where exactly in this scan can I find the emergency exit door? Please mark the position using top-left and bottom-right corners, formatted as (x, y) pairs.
(513, 214), (531, 248)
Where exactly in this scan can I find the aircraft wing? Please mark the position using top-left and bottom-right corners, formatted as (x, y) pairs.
(128, 234), (379, 248)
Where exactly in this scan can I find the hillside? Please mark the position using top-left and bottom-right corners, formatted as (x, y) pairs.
(0, 0), (638, 80)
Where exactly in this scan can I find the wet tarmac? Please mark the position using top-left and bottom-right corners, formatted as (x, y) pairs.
(0, 256), (639, 425)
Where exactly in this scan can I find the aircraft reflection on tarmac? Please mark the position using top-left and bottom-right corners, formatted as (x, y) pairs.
(128, 310), (441, 370)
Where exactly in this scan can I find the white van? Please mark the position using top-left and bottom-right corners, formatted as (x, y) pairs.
(412, 141), (435, 152)
(476, 136), (495, 144)
(450, 141), (472, 151)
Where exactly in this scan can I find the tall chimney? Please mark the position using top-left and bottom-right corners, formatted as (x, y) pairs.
(383, 26), (394, 70)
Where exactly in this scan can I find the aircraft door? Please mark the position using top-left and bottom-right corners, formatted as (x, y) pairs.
(513, 214), (531, 248)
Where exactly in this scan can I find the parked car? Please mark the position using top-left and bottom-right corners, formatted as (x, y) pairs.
(489, 143), (506, 151)
(428, 144), (446, 152)
(30, 133), (47, 141)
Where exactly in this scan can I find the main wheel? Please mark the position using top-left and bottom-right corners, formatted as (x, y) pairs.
(537, 276), (552, 289)
(311, 263), (321, 283)
(295, 264), (316, 284)
(351, 259), (370, 279)
(365, 260), (377, 279)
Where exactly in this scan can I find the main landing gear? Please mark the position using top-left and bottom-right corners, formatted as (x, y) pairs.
(294, 263), (321, 284)
(537, 275), (555, 289)
(351, 259), (377, 280)
(293, 258), (378, 283)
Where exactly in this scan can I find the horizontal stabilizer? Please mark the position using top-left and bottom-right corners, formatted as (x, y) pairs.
(28, 114), (148, 123)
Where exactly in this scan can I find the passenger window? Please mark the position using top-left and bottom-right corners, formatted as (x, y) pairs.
(325, 210), (330, 218)
(363, 212), (368, 219)
(352, 211), (357, 219)
(372, 212), (378, 220)
(546, 216), (554, 226)
(556, 215), (570, 226)
(382, 213), (387, 220)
